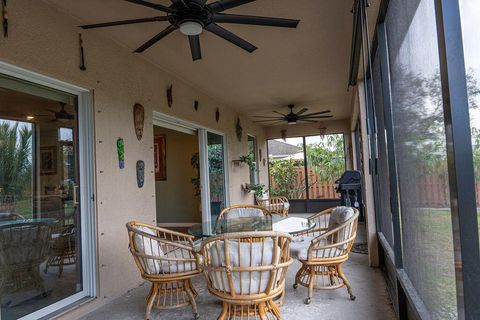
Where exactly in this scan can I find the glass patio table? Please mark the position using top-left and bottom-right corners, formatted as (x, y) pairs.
(188, 215), (315, 238)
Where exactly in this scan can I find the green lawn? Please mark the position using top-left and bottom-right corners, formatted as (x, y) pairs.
(404, 208), (480, 320)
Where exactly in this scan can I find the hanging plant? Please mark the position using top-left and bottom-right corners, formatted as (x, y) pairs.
(239, 152), (258, 172)
(243, 183), (265, 198)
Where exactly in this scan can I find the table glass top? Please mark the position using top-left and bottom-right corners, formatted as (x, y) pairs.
(188, 215), (315, 238)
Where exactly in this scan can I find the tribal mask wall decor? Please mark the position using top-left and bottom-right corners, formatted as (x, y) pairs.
(194, 100), (199, 111)
(136, 160), (145, 188)
(216, 108), (220, 123)
(235, 118), (243, 142)
(167, 85), (173, 108)
(133, 103), (145, 141)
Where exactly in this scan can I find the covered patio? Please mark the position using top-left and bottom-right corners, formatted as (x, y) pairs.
(0, 0), (479, 319)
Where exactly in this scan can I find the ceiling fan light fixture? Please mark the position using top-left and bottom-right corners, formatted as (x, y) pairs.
(288, 120), (297, 125)
(179, 21), (203, 36)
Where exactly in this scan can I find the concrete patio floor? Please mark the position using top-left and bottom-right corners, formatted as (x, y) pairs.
(80, 252), (395, 320)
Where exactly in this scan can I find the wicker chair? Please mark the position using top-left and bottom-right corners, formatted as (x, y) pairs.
(255, 196), (290, 217)
(201, 231), (293, 320)
(217, 204), (271, 221)
(290, 207), (359, 304)
(0, 221), (52, 297)
(126, 222), (202, 320)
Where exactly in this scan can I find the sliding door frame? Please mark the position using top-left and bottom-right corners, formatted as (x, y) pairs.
(0, 61), (97, 319)
(152, 112), (230, 235)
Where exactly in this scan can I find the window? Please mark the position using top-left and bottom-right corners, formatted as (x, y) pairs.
(267, 134), (346, 201)
(305, 134), (345, 200)
(247, 135), (259, 185)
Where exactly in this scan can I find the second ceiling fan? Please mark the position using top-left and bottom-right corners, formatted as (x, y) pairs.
(81, 0), (300, 61)
(254, 104), (332, 125)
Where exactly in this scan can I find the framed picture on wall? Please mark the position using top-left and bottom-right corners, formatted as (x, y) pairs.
(154, 135), (166, 181)
(40, 146), (57, 175)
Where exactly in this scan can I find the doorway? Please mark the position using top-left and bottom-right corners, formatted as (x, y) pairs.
(154, 126), (201, 228)
(152, 113), (229, 234)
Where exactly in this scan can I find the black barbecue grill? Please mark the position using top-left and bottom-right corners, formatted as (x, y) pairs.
(335, 170), (364, 221)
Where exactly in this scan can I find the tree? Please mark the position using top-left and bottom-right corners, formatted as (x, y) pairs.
(0, 121), (32, 199)
(472, 127), (480, 181)
(306, 134), (346, 183)
(269, 159), (307, 199)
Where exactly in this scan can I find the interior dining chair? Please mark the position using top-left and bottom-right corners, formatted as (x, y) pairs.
(0, 221), (52, 297)
(290, 207), (359, 304)
(255, 195), (290, 217)
(201, 231), (293, 320)
(216, 204), (271, 221)
(126, 222), (202, 320)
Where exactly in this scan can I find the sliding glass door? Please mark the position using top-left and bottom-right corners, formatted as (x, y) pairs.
(206, 132), (226, 222)
(0, 72), (93, 319)
(197, 129), (228, 233)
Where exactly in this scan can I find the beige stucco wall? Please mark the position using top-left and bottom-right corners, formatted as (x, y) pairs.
(154, 126), (200, 224)
(0, 0), (268, 318)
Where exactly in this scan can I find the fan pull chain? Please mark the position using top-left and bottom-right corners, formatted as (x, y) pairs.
(2, 0), (7, 38)
(79, 33), (86, 71)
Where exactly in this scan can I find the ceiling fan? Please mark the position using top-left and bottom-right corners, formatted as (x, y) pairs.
(254, 104), (333, 125)
(80, 0), (300, 61)
(29, 103), (74, 123)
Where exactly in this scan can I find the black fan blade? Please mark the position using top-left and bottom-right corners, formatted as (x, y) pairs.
(300, 110), (331, 117)
(80, 16), (169, 29)
(134, 25), (176, 53)
(214, 14), (299, 28)
(124, 0), (171, 12)
(209, 0), (256, 12)
(188, 35), (202, 61)
(299, 115), (333, 119)
(295, 108), (308, 115)
(272, 111), (286, 117)
(252, 116), (283, 119)
(191, 0), (208, 5)
(254, 119), (284, 123)
(205, 24), (257, 52)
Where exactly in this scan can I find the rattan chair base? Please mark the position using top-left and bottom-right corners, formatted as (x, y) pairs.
(294, 263), (355, 302)
(218, 300), (282, 320)
(146, 279), (199, 319)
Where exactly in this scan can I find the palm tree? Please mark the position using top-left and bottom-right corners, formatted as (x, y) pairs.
(0, 121), (32, 199)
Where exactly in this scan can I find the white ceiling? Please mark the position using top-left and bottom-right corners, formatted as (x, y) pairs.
(44, 0), (361, 123)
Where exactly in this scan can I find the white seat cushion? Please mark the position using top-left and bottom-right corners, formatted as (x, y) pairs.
(290, 236), (315, 260)
(159, 247), (199, 274)
(209, 238), (280, 294)
(134, 226), (164, 274)
(225, 208), (264, 220)
(290, 237), (338, 260)
(328, 207), (354, 231)
(328, 207), (355, 244)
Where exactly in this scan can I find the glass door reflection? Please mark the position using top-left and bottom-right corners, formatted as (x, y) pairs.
(0, 81), (82, 319)
(207, 132), (226, 224)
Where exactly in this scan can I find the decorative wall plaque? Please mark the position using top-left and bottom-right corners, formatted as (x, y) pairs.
(136, 160), (145, 188)
(133, 103), (145, 141)
(167, 85), (173, 108)
(117, 138), (125, 169)
(235, 118), (243, 142)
